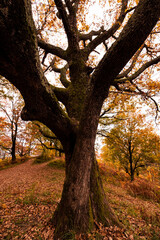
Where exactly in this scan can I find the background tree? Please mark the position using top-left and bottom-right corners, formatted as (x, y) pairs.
(0, 97), (22, 163)
(33, 122), (64, 159)
(16, 121), (39, 158)
(0, 80), (38, 162)
(103, 112), (160, 181)
(0, 0), (160, 237)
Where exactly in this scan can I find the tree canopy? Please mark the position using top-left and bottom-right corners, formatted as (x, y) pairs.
(102, 110), (160, 181)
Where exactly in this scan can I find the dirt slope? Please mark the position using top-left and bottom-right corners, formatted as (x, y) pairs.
(0, 159), (64, 239)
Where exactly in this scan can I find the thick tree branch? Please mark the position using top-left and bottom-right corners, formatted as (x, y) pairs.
(59, 66), (70, 88)
(116, 44), (144, 79)
(49, 63), (70, 88)
(0, 144), (11, 153)
(79, 27), (105, 42)
(38, 137), (64, 152)
(0, 0), (76, 151)
(54, 0), (79, 49)
(38, 39), (67, 60)
(52, 86), (69, 107)
(127, 55), (160, 81)
(34, 122), (57, 139)
(90, 0), (160, 102)
(113, 55), (160, 86)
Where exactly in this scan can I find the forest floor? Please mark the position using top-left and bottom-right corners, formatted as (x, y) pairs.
(0, 158), (160, 240)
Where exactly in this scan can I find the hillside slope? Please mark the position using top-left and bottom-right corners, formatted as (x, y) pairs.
(0, 158), (159, 239)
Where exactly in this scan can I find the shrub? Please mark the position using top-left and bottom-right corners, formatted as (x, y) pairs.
(99, 162), (129, 186)
(126, 179), (160, 203)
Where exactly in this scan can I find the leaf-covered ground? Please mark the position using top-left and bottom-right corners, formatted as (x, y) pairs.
(0, 158), (159, 239)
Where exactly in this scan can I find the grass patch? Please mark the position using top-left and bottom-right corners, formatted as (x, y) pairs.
(139, 207), (160, 225)
(22, 193), (39, 205)
(48, 159), (65, 169)
(0, 218), (3, 224)
(127, 206), (138, 217)
(14, 217), (29, 226)
(99, 162), (130, 186)
(33, 155), (51, 164)
(60, 230), (76, 240)
(15, 183), (39, 205)
(0, 157), (28, 170)
(101, 162), (160, 239)
(126, 179), (160, 203)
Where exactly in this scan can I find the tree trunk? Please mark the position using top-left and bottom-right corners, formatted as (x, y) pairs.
(11, 122), (18, 164)
(129, 140), (134, 181)
(52, 148), (121, 239)
(130, 170), (134, 182)
(11, 137), (16, 164)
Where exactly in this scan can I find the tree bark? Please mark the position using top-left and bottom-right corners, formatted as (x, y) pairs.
(52, 148), (120, 239)
(11, 136), (16, 163)
(90, 153), (120, 227)
(11, 122), (18, 164)
(129, 140), (134, 181)
(52, 89), (120, 238)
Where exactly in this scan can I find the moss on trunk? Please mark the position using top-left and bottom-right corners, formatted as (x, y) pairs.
(90, 155), (121, 227)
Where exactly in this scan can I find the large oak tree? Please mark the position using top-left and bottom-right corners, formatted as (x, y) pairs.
(0, 0), (160, 238)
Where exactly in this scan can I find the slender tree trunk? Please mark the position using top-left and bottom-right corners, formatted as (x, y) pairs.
(129, 140), (134, 181)
(11, 120), (18, 163)
(131, 174), (134, 181)
(58, 151), (62, 157)
(11, 137), (16, 163)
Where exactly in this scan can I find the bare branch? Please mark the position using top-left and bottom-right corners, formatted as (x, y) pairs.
(52, 86), (69, 107)
(96, 131), (109, 138)
(128, 55), (160, 81)
(54, 0), (78, 49)
(37, 4), (53, 34)
(43, 57), (56, 72)
(34, 122), (57, 140)
(79, 26), (105, 42)
(125, 6), (136, 14)
(38, 39), (67, 60)
(99, 108), (111, 118)
(0, 105), (12, 123)
(42, 51), (48, 65)
(150, 96), (160, 120)
(46, 62), (70, 88)
(113, 78), (160, 120)
(37, 137), (64, 152)
(116, 44), (144, 79)
(65, 0), (74, 14)
(133, 83), (160, 120)
(86, 0), (129, 55)
(113, 55), (160, 88)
